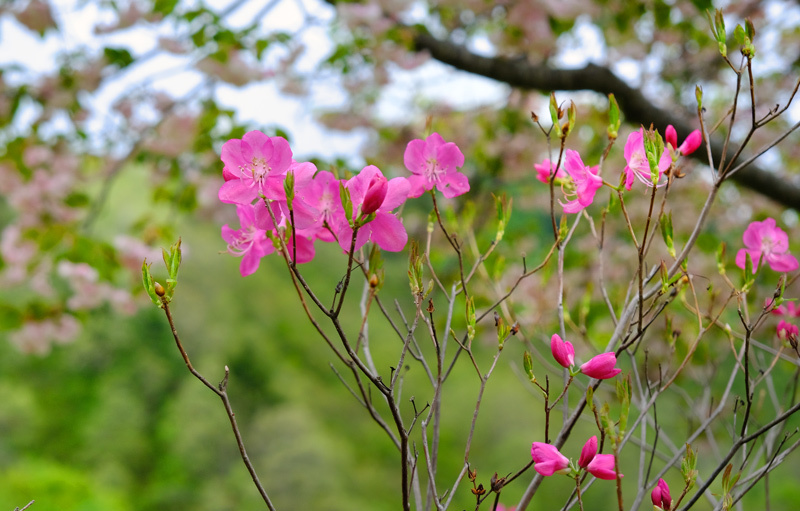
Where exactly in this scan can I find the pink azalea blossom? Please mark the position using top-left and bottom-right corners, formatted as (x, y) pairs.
(579, 352), (621, 380)
(338, 165), (410, 253)
(777, 319), (798, 343)
(534, 158), (566, 184)
(559, 149), (603, 213)
(586, 453), (621, 480)
(769, 299), (800, 317)
(297, 169), (345, 242)
(531, 442), (570, 476)
(578, 436), (598, 469)
(665, 125), (702, 156)
(735, 218), (799, 274)
(550, 334), (575, 369)
(222, 204), (274, 276)
(218, 130), (292, 205)
(651, 478), (672, 511)
(623, 128), (672, 190)
(403, 132), (469, 198)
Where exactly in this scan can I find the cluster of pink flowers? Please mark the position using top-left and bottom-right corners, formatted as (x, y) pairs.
(219, 131), (468, 276)
(531, 436), (621, 480)
(735, 217), (798, 274)
(550, 334), (622, 379)
(533, 124), (701, 212)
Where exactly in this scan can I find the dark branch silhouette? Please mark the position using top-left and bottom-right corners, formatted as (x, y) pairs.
(413, 32), (800, 210)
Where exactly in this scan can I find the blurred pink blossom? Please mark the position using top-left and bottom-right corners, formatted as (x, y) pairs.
(735, 218), (798, 273)
(559, 149), (603, 214)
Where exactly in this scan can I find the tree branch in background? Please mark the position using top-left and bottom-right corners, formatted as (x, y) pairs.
(412, 32), (800, 210)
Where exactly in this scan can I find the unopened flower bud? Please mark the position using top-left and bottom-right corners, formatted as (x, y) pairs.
(361, 174), (388, 216)
(154, 282), (166, 297)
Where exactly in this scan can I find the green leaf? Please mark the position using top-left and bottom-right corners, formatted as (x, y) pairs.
(103, 47), (135, 69)
(153, 0), (180, 16)
(607, 93), (620, 139)
(660, 212), (675, 258)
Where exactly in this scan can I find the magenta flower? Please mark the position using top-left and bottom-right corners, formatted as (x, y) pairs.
(296, 169), (346, 243)
(218, 130), (293, 205)
(221, 204), (274, 276)
(578, 436), (597, 469)
(531, 442), (570, 476)
(550, 334), (575, 369)
(623, 128), (672, 190)
(560, 149), (603, 213)
(579, 352), (621, 380)
(534, 158), (566, 184)
(338, 165), (410, 253)
(777, 319), (798, 343)
(403, 132), (469, 198)
(651, 478), (672, 510)
(587, 453), (620, 480)
(735, 218), (799, 273)
(665, 125), (702, 156)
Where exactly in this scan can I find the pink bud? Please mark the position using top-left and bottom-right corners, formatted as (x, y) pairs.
(531, 442), (570, 476)
(678, 130), (702, 155)
(578, 436), (597, 468)
(579, 352), (621, 379)
(361, 174), (388, 215)
(550, 334), (575, 368)
(586, 453), (620, 480)
(651, 478), (672, 510)
(665, 125), (678, 150)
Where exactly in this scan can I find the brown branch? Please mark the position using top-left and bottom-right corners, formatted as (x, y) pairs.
(412, 32), (800, 209)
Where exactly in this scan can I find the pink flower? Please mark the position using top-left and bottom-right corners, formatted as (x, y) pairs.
(578, 436), (597, 469)
(550, 334), (575, 368)
(579, 352), (621, 380)
(494, 505), (516, 511)
(531, 442), (570, 476)
(651, 478), (672, 510)
(338, 166), (410, 253)
(623, 128), (672, 190)
(586, 453), (621, 480)
(735, 218), (799, 273)
(559, 149), (603, 213)
(534, 158), (566, 184)
(777, 320), (798, 343)
(222, 204), (274, 276)
(403, 132), (469, 198)
(665, 125), (702, 156)
(218, 130), (293, 205)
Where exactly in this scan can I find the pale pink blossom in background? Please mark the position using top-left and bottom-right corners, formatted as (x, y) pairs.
(9, 314), (81, 355)
(735, 218), (798, 273)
